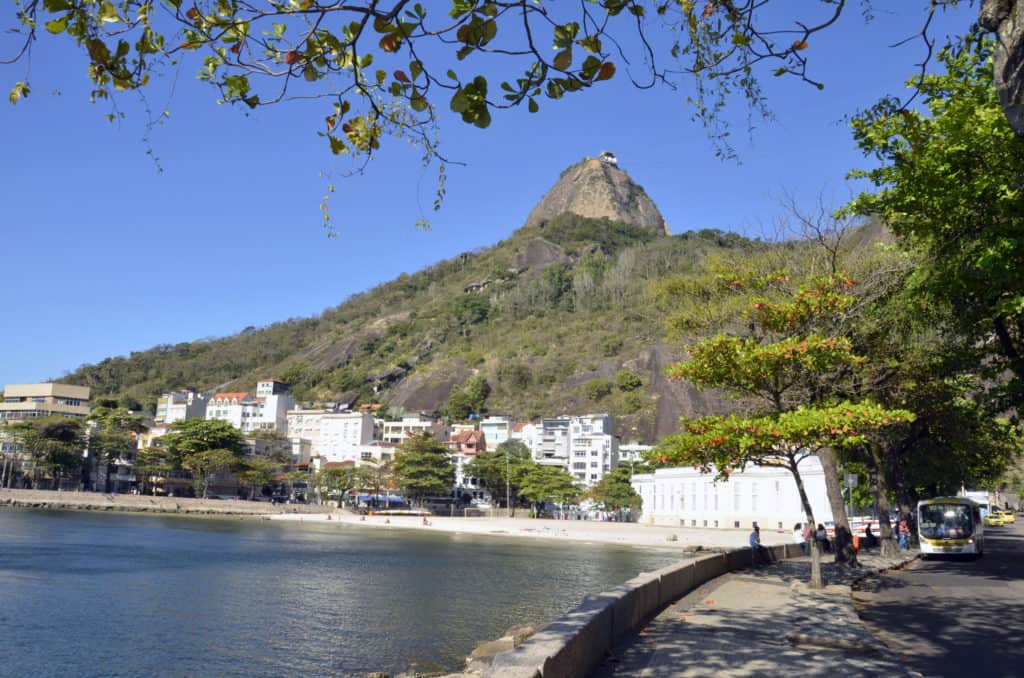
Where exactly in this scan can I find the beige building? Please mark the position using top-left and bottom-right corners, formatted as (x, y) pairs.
(0, 383), (91, 422)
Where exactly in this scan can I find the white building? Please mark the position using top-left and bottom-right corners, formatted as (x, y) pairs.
(155, 391), (207, 425)
(317, 442), (397, 466)
(567, 414), (618, 486)
(517, 414), (619, 487)
(630, 457), (834, 531)
(206, 380), (295, 434)
(480, 415), (514, 447)
(286, 408), (379, 463)
(381, 414), (445, 444)
(618, 443), (652, 466)
(510, 421), (538, 449)
(535, 417), (571, 467)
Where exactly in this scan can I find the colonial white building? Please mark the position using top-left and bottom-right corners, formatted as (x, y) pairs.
(631, 457), (834, 531)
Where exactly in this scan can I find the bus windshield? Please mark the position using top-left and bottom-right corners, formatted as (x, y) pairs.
(919, 503), (973, 539)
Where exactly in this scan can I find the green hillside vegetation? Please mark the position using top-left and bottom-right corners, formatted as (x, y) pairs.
(60, 214), (780, 437)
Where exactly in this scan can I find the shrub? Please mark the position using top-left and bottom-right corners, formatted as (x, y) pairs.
(584, 378), (613, 401)
(615, 370), (643, 392)
(601, 336), (624, 357)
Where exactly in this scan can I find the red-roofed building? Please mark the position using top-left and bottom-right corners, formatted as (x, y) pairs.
(207, 380), (294, 435)
(447, 429), (486, 454)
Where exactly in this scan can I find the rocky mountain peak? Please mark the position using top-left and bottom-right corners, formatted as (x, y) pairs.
(523, 152), (671, 236)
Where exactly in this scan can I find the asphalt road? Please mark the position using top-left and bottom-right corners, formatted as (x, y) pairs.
(858, 517), (1024, 677)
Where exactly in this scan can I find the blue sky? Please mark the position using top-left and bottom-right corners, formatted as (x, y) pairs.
(0, 3), (977, 386)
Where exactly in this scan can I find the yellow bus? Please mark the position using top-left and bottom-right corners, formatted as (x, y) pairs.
(917, 497), (984, 557)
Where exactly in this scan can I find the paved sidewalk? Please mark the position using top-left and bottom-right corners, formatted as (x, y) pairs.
(592, 551), (919, 677)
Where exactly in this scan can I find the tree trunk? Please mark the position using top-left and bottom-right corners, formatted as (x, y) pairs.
(868, 443), (899, 557)
(789, 459), (822, 588)
(817, 447), (858, 566)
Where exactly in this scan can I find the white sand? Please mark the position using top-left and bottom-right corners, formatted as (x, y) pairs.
(269, 511), (791, 551)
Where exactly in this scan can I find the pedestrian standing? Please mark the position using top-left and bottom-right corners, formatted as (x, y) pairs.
(793, 522), (807, 555)
(898, 518), (910, 550)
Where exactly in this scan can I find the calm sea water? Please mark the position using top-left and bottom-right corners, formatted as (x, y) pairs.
(0, 509), (679, 677)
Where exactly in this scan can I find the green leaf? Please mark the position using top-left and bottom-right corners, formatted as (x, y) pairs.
(8, 81), (29, 105)
(528, 97), (538, 113)
(98, 0), (120, 23)
(553, 48), (571, 71)
(44, 15), (68, 34)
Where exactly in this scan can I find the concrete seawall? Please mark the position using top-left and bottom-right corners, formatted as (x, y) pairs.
(485, 542), (804, 678)
(0, 488), (329, 516)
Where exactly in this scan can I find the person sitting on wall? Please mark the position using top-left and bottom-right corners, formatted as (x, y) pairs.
(749, 522), (772, 566)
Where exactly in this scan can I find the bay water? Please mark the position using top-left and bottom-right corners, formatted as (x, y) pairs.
(0, 509), (680, 677)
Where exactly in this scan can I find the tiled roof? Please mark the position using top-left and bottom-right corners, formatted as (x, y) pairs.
(212, 392), (249, 401)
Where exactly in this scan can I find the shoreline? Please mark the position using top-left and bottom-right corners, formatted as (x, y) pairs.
(0, 487), (791, 552)
(0, 487), (324, 518)
(269, 509), (791, 552)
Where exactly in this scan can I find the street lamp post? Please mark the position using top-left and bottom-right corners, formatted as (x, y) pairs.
(505, 445), (511, 518)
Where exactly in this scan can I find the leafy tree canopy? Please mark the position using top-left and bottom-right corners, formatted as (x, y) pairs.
(182, 448), (241, 497)
(462, 439), (533, 506)
(586, 466), (642, 510)
(162, 418), (244, 466)
(518, 464), (579, 507)
(846, 33), (1024, 411)
(3, 1), (975, 228)
(392, 431), (454, 503)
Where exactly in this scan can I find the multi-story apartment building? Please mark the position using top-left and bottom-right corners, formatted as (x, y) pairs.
(447, 429), (490, 507)
(0, 383), (91, 489)
(380, 414), (445, 444)
(515, 414), (619, 486)
(286, 408), (378, 462)
(567, 414), (618, 486)
(206, 380), (295, 434)
(535, 417), (571, 467)
(154, 391), (207, 425)
(0, 383), (90, 422)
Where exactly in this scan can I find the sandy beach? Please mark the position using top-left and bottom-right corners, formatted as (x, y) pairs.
(0, 488), (789, 551)
(270, 510), (791, 551)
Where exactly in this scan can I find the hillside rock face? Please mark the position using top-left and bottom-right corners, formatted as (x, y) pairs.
(524, 155), (671, 235)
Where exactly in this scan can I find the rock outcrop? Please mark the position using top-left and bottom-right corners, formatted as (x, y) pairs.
(524, 154), (670, 236)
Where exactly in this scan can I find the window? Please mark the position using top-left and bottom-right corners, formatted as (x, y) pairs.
(360, 452), (372, 461)
(734, 482), (741, 511)
(751, 482), (758, 512)
(573, 462), (586, 470)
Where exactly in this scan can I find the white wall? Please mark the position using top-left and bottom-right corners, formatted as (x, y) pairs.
(631, 456), (833, 530)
